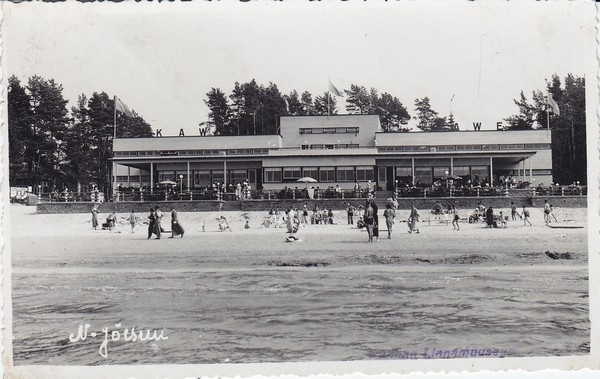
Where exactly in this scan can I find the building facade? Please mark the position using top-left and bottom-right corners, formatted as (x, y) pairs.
(112, 115), (553, 192)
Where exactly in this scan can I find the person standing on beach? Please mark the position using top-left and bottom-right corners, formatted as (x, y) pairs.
(522, 206), (532, 226)
(91, 206), (99, 230)
(147, 207), (156, 239)
(364, 201), (375, 242)
(154, 206), (163, 239)
(371, 199), (380, 241)
(347, 203), (355, 225)
(128, 210), (137, 233)
(408, 204), (420, 234)
(510, 202), (518, 221)
(170, 207), (185, 238)
(383, 203), (396, 239)
(486, 205), (494, 228)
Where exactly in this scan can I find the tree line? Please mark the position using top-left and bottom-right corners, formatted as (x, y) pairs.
(8, 75), (153, 193)
(8, 73), (586, 191)
(504, 74), (586, 185)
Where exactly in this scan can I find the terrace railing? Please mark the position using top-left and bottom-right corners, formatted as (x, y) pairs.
(34, 185), (587, 203)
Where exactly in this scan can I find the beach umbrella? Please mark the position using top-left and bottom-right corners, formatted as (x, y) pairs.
(297, 177), (318, 183)
(159, 180), (177, 185)
(297, 177), (318, 189)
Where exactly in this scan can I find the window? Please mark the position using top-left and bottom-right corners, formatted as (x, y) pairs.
(435, 145), (456, 151)
(525, 143), (551, 149)
(212, 171), (224, 184)
(456, 145), (482, 151)
(471, 166), (489, 181)
(500, 144), (525, 150)
(532, 169), (552, 175)
(160, 150), (178, 156)
(138, 151), (160, 156)
(323, 128), (336, 134)
(395, 167), (412, 177)
(337, 166), (355, 182)
(453, 166), (470, 177)
(356, 166), (375, 181)
(414, 167), (432, 185)
(319, 167), (335, 182)
(378, 167), (387, 182)
(433, 167), (450, 181)
(116, 176), (128, 181)
(310, 144), (324, 149)
(129, 175), (140, 182)
(299, 128), (312, 134)
(194, 171), (211, 187)
(283, 167), (302, 180)
(346, 127), (359, 133)
(303, 167), (318, 180)
(114, 151), (137, 157)
(481, 144), (499, 150)
(158, 172), (175, 181)
(175, 171), (188, 183)
(231, 170), (247, 184)
(264, 168), (282, 183)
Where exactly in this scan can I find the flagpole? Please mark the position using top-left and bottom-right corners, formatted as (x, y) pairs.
(327, 82), (331, 117)
(113, 96), (117, 139)
(546, 93), (550, 130)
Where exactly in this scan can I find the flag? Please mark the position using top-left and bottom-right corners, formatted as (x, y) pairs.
(328, 80), (343, 97)
(547, 93), (560, 116)
(115, 96), (134, 117)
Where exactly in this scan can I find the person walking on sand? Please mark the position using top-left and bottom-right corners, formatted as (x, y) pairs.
(128, 210), (137, 233)
(154, 206), (163, 239)
(452, 205), (460, 231)
(147, 207), (156, 239)
(383, 203), (396, 239)
(543, 200), (551, 225)
(522, 206), (532, 226)
(170, 207), (185, 238)
(364, 201), (375, 242)
(408, 204), (420, 234)
(91, 206), (99, 230)
(510, 202), (518, 221)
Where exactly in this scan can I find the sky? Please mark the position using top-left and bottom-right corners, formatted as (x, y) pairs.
(3, 1), (597, 136)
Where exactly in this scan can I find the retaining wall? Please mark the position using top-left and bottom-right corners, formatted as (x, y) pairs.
(35, 195), (587, 214)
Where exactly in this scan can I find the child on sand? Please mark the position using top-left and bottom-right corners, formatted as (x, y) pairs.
(128, 210), (137, 233)
(522, 206), (532, 226)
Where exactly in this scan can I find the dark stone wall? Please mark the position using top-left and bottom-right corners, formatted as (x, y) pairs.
(35, 195), (587, 214)
(36, 201), (225, 214)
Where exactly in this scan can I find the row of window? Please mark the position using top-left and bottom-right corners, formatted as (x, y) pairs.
(115, 149), (270, 157)
(379, 143), (551, 152)
(264, 166), (375, 183)
(299, 127), (359, 135)
(300, 144), (360, 150)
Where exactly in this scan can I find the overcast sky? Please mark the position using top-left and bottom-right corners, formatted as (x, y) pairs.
(4, 1), (597, 135)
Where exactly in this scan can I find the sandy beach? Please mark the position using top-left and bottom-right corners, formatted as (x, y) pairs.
(9, 204), (589, 365)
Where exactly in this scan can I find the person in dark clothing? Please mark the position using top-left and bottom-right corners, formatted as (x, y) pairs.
(368, 199), (380, 241)
(486, 206), (494, 228)
(147, 207), (156, 239)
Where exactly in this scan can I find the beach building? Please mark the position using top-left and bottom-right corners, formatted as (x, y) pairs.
(111, 115), (552, 192)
